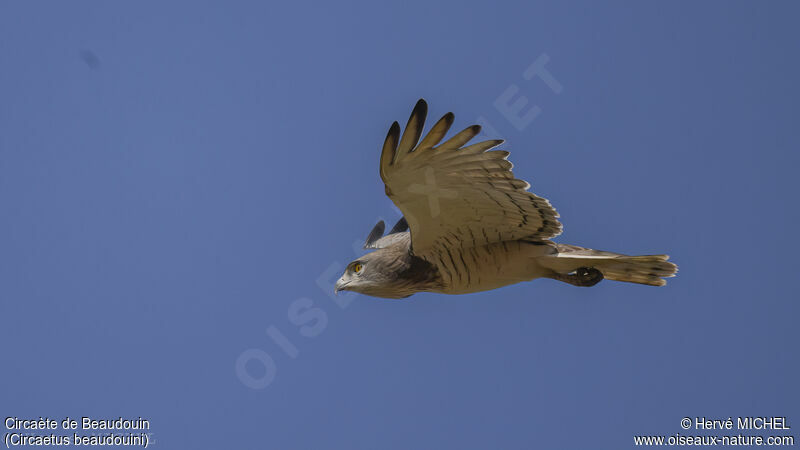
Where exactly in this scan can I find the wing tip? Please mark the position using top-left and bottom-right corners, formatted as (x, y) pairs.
(380, 121), (402, 181)
(364, 220), (386, 249)
(389, 216), (409, 234)
(409, 99), (428, 125)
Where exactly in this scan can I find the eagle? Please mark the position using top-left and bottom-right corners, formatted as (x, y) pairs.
(335, 100), (677, 299)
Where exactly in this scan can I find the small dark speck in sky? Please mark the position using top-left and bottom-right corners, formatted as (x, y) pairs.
(80, 50), (100, 69)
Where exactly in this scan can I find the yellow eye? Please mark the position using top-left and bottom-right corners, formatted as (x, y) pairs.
(353, 263), (363, 273)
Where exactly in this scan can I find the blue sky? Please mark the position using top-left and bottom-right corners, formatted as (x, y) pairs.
(1, 1), (798, 448)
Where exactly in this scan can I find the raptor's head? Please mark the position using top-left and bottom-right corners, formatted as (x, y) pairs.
(335, 218), (437, 299)
(334, 249), (416, 299)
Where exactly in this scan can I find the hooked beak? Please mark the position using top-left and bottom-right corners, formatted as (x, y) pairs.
(334, 278), (349, 295)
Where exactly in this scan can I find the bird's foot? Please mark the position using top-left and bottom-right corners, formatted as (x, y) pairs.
(550, 267), (604, 287)
(573, 267), (604, 287)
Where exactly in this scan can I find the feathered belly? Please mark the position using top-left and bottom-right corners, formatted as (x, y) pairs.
(428, 240), (554, 295)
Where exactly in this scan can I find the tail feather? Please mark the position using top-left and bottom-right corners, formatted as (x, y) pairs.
(542, 244), (678, 287)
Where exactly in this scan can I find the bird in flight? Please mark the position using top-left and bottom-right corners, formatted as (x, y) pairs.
(335, 100), (677, 298)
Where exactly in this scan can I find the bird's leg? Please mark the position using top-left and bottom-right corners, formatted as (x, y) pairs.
(576, 267), (604, 286)
(549, 267), (604, 287)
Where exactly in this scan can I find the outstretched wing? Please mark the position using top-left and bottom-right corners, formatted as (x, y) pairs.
(379, 99), (562, 260)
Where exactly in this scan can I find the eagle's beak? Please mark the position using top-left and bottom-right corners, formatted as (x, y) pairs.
(334, 278), (348, 295)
